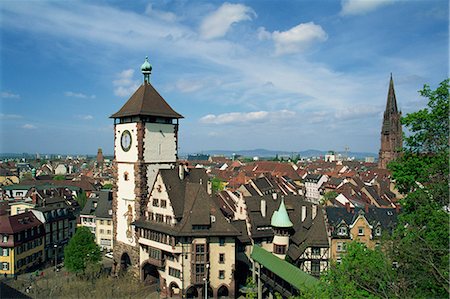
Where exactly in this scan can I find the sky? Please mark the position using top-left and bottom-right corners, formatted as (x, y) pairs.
(0, 0), (448, 155)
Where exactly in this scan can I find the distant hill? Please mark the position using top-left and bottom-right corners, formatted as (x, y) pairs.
(181, 149), (377, 160)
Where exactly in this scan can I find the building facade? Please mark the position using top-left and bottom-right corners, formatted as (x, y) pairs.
(0, 211), (45, 277)
(378, 74), (402, 169)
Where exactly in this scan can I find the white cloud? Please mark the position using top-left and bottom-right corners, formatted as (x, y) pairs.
(257, 26), (271, 41)
(272, 22), (328, 55)
(200, 110), (295, 125)
(64, 91), (96, 99)
(340, 0), (394, 16)
(113, 69), (140, 97)
(200, 3), (256, 39)
(1, 91), (20, 99)
(334, 105), (381, 120)
(145, 4), (177, 22)
(175, 79), (204, 93)
(0, 113), (22, 120)
(75, 114), (94, 120)
(22, 124), (36, 129)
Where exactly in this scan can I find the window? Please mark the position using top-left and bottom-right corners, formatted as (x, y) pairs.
(311, 260), (320, 277)
(375, 227), (381, 236)
(100, 220), (104, 225)
(311, 247), (320, 255)
(219, 253), (225, 264)
(219, 237), (225, 246)
(337, 226), (347, 236)
(1, 248), (9, 256)
(107, 230), (111, 234)
(2, 235), (8, 243)
(152, 198), (159, 207)
(196, 244), (205, 253)
(274, 244), (286, 255)
(107, 220), (111, 225)
(100, 229), (104, 234)
(358, 227), (364, 236)
(337, 242), (347, 252)
(2, 262), (9, 270)
(124, 172), (129, 181)
(219, 270), (225, 279)
(160, 200), (167, 208)
(169, 267), (180, 278)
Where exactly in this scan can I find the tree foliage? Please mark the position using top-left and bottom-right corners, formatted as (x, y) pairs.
(388, 79), (449, 298)
(53, 175), (65, 181)
(75, 191), (88, 209)
(64, 226), (101, 274)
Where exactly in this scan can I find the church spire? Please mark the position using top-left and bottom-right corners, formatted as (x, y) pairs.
(379, 74), (402, 169)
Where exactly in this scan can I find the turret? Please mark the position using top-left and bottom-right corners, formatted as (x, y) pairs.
(271, 196), (293, 259)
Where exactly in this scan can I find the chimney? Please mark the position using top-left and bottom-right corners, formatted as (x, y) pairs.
(345, 202), (351, 213)
(365, 204), (369, 213)
(301, 206), (306, 222)
(261, 198), (266, 218)
(179, 164), (185, 180)
(207, 181), (212, 195)
(312, 204), (317, 219)
(272, 193), (277, 200)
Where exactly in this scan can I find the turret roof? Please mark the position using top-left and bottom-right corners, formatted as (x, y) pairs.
(271, 197), (293, 228)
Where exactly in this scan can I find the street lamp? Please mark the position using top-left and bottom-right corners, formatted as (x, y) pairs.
(53, 244), (57, 271)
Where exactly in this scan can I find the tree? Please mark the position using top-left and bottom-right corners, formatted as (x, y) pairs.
(389, 79), (449, 298)
(211, 177), (224, 192)
(75, 191), (88, 209)
(64, 226), (101, 274)
(318, 242), (397, 299)
(102, 183), (113, 189)
(53, 175), (65, 181)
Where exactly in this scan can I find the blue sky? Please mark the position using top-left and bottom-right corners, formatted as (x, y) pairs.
(0, 0), (448, 155)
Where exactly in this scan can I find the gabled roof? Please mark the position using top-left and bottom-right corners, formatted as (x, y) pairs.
(251, 245), (318, 290)
(110, 82), (183, 119)
(95, 190), (113, 218)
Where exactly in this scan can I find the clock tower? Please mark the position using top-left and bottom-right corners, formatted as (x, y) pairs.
(110, 57), (183, 275)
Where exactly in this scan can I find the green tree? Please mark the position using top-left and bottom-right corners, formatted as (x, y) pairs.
(318, 242), (397, 299)
(102, 183), (113, 189)
(389, 79), (449, 298)
(75, 191), (88, 209)
(244, 277), (257, 299)
(64, 227), (101, 274)
(53, 175), (65, 180)
(211, 177), (224, 192)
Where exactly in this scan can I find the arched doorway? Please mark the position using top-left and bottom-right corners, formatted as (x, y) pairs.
(217, 285), (229, 298)
(186, 286), (199, 298)
(235, 260), (250, 288)
(141, 263), (159, 284)
(201, 285), (213, 298)
(169, 282), (181, 298)
(120, 252), (131, 272)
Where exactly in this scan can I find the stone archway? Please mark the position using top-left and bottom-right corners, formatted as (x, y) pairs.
(186, 286), (199, 298)
(141, 262), (159, 284)
(169, 281), (181, 298)
(217, 285), (229, 298)
(120, 252), (131, 272)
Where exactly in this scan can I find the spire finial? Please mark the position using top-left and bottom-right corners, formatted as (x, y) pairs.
(141, 56), (152, 83)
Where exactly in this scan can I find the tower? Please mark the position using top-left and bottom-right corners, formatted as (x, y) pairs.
(96, 148), (104, 166)
(378, 74), (402, 169)
(271, 196), (293, 259)
(110, 57), (183, 275)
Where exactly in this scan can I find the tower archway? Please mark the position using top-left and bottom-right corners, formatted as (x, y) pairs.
(120, 252), (131, 272)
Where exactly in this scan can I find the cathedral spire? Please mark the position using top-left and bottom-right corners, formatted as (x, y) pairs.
(378, 74), (402, 169)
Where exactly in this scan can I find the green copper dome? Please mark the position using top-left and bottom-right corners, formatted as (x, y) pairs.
(141, 56), (152, 72)
(271, 197), (293, 228)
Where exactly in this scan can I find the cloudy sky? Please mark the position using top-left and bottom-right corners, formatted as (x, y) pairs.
(0, 0), (448, 155)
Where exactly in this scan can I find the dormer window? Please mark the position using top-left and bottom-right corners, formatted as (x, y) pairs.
(375, 227), (382, 236)
(2, 235), (8, 243)
(337, 226), (347, 236)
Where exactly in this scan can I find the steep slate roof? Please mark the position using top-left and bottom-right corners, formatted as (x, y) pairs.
(95, 190), (113, 218)
(251, 245), (318, 290)
(80, 197), (99, 215)
(110, 82), (183, 119)
(382, 74), (399, 133)
(326, 206), (399, 236)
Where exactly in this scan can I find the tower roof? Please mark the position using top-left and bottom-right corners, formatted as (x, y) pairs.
(110, 82), (183, 119)
(271, 197), (293, 228)
(381, 74), (399, 133)
(110, 57), (183, 119)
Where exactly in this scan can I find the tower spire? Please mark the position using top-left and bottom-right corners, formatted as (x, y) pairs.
(140, 56), (152, 84)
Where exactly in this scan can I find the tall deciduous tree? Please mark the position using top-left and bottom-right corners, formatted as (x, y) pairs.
(64, 226), (101, 274)
(389, 79), (449, 298)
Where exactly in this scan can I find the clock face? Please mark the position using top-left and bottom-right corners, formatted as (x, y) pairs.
(121, 130), (132, 152)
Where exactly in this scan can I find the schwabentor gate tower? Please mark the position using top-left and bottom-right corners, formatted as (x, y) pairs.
(111, 57), (183, 275)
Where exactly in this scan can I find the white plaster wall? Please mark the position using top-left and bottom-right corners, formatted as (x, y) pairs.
(144, 123), (177, 163)
(209, 238), (235, 289)
(115, 123), (138, 163)
(146, 164), (174, 199)
(147, 174), (176, 223)
(116, 163), (136, 246)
